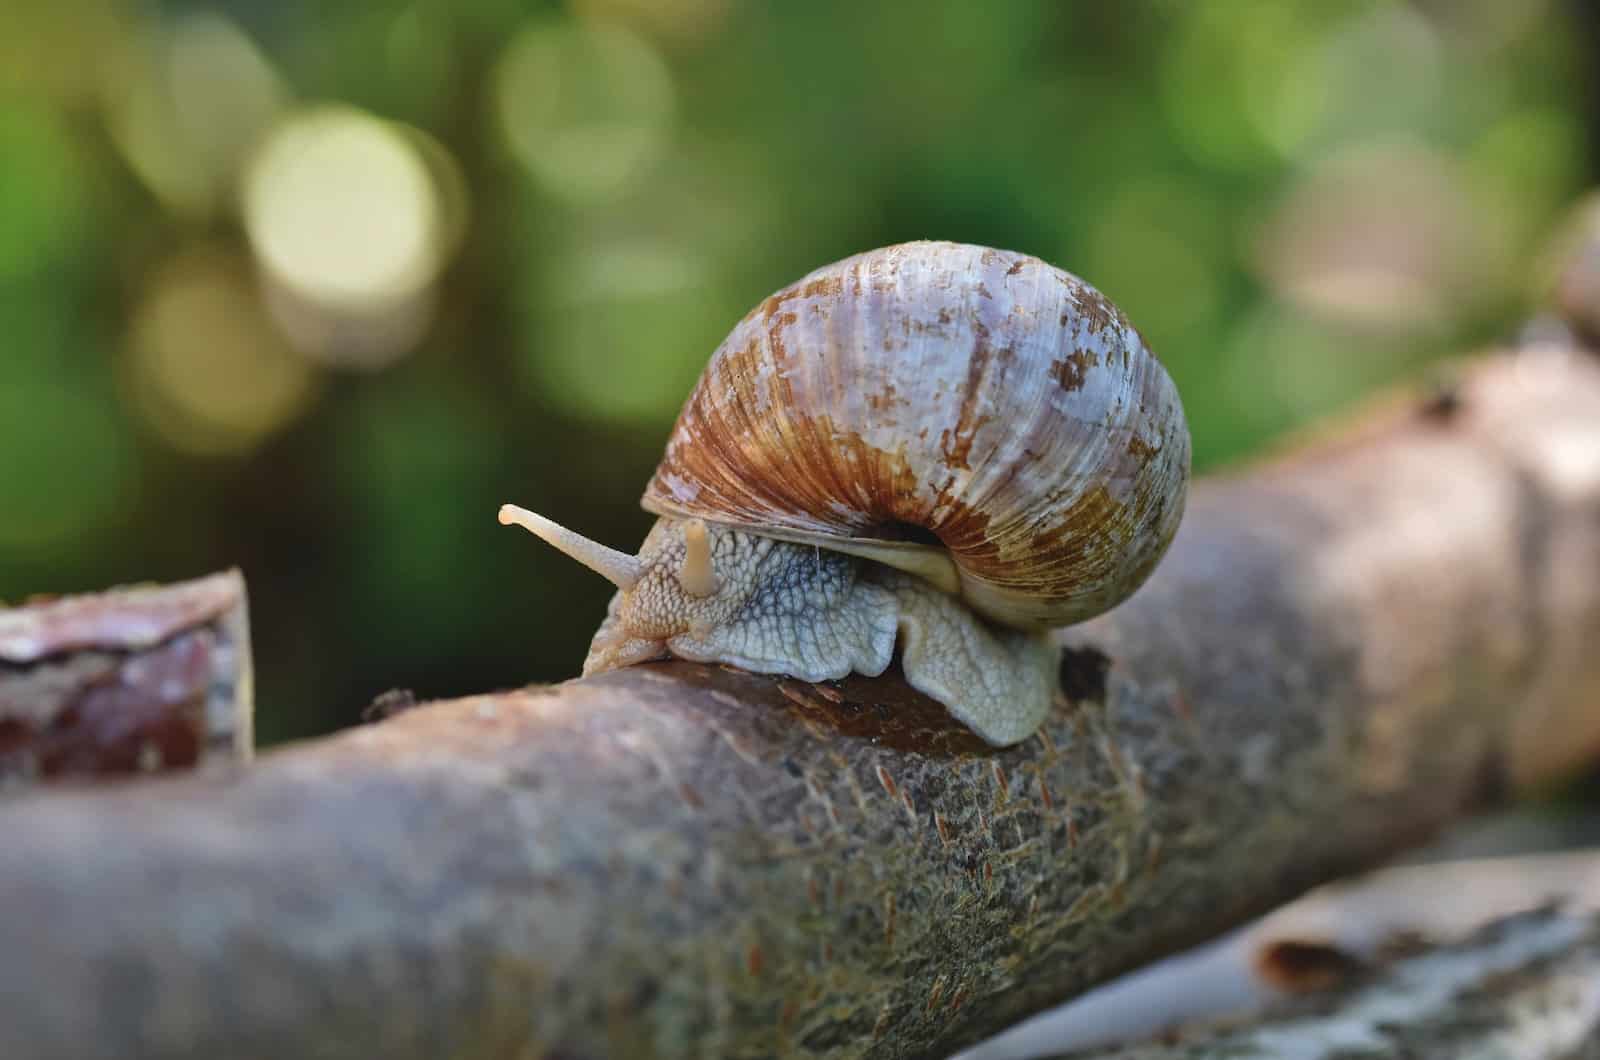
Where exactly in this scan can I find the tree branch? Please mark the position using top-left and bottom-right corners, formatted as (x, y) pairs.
(0, 571), (252, 785)
(1, 349), (1599, 1059)
(1061, 906), (1600, 1059)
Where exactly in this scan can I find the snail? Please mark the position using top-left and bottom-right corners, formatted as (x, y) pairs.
(500, 241), (1190, 745)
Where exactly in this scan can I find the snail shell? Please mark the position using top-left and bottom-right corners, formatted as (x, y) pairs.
(642, 240), (1189, 629)
(500, 240), (1190, 745)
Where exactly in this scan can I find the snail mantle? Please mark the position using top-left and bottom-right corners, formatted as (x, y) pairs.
(500, 241), (1191, 745)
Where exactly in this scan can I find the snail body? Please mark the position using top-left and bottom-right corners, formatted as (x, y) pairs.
(501, 241), (1189, 746)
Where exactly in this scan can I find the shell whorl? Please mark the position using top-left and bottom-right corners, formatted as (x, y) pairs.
(641, 241), (1190, 630)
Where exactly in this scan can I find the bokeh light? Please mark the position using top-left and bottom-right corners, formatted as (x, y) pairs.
(106, 11), (286, 218)
(1253, 4), (1444, 162)
(243, 105), (459, 368)
(127, 249), (319, 456)
(527, 240), (736, 423)
(570, 0), (733, 51)
(1254, 142), (1491, 333)
(493, 15), (675, 203)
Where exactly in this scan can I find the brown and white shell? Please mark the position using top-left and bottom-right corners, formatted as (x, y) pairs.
(641, 241), (1190, 630)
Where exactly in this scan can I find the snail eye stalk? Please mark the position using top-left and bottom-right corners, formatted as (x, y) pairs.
(498, 504), (643, 592)
(678, 519), (719, 598)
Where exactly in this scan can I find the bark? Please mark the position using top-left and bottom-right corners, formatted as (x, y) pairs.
(0, 571), (253, 786)
(1061, 908), (1600, 1059)
(960, 847), (1600, 1058)
(1, 348), (1599, 1060)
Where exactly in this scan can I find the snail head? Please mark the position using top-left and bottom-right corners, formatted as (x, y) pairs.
(498, 505), (745, 673)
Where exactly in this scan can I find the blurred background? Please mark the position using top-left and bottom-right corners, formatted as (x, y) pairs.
(0, 0), (1593, 743)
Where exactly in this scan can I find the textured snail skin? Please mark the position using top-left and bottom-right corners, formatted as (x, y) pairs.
(580, 518), (1055, 746)
(506, 241), (1189, 747)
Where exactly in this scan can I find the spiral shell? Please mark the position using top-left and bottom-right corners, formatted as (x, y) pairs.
(641, 241), (1190, 630)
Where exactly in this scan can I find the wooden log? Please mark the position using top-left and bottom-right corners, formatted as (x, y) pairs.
(0, 571), (253, 786)
(0, 348), (1597, 1059)
(1053, 905), (1600, 1059)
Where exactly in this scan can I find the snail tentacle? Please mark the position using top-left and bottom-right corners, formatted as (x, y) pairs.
(677, 519), (719, 598)
(498, 504), (643, 591)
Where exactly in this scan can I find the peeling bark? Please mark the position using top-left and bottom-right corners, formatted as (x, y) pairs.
(0, 350), (1598, 1059)
(1059, 908), (1600, 1060)
(0, 571), (253, 785)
